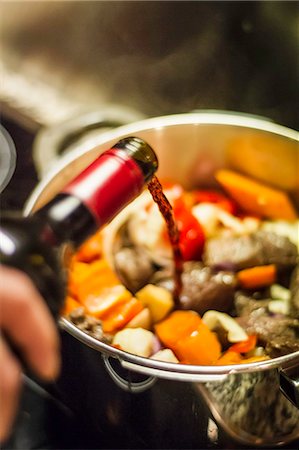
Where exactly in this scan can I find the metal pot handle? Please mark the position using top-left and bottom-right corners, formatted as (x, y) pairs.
(279, 366), (299, 409)
(120, 360), (228, 383)
(102, 355), (157, 393)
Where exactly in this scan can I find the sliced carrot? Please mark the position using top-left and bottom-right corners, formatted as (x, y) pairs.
(216, 350), (268, 365)
(102, 297), (144, 333)
(215, 169), (297, 221)
(216, 351), (242, 365)
(155, 310), (202, 349)
(174, 323), (221, 365)
(83, 285), (132, 319)
(68, 259), (121, 303)
(237, 264), (276, 290)
(67, 261), (90, 299)
(229, 335), (257, 354)
(240, 355), (269, 364)
(74, 229), (103, 263)
(61, 296), (83, 316)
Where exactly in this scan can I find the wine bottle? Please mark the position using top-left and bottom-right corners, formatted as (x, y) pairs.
(0, 137), (158, 317)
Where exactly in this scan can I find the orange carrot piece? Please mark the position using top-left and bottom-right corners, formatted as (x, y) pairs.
(215, 169), (297, 220)
(155, 310), (202, 349)
(61, 296), (83, 316)
(74, 229), (103, 263)
(216, 350), (268, 365)
(83, 285), (132, 319)
(68, 259), (121, 303)
(102, 297), (144, 333)
(216, 351), (242, 365)
(174, 322), (221, 365)
(237, 264), (277, 289)
(240, 355), (269, 364)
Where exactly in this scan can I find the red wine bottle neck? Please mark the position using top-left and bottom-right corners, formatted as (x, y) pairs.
(35, 137), (158, 249)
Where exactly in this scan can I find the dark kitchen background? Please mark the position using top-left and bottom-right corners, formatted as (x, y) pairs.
(1, 1), (298, 449)
(1, 1), (298, 210)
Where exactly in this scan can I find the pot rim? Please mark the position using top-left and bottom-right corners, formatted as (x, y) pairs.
(59, 316), (299, 377)
(25, 110), (299, 378)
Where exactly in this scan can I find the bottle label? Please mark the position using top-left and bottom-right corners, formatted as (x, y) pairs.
(62, 148), (144, 226)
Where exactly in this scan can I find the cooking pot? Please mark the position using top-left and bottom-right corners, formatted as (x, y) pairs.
(25, 112), (299, 448)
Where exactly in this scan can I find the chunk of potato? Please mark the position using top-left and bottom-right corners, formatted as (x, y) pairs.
(125, 308), (152, 330)
(112, 328), (155, 357)
(151, 349), (179, 363)
(136, 284), (174, 323)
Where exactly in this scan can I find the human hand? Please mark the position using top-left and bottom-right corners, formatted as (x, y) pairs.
(0, 265), (60, 442)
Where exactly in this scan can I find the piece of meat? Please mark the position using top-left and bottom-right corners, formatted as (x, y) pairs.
(68, 307), (112, 343)
(203, 231), (298, 271)
(234, 292), (271, 317)
(238, 308), (299, 358)
(235, 293), (299, 358)
(151, 261), (237, 315)
(290, 265), (299, 318)
(254, 231), (298, 268)
(114, 246), (155, 293)
(203, 234), (264, 270)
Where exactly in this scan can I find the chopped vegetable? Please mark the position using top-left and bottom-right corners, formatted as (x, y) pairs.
(237, 264), (277, 290)
(155, 310), (202, 348)
(229, 335), (257, 354)
(126, 308), (152, 330)
(193, 189), (237, 214)
(155, 310), (221, 365)
(83, 285), (132, 319)
(61, 296), (82, 316)
(216, 349), (268, 365)
(216, 351), (242, 365)
(68, 259), (121, 303)
(172, 199), (205, 261)
(112, 328), (155, 357)
(202, 310), (248, 342)
(215, 169), (297, 221)
(174, 322), (221, 365)
(151, 349), (179, 363)
(102, 297), (143, 333)
(75, 228), (103, 262)
(136, 284), (174, 323)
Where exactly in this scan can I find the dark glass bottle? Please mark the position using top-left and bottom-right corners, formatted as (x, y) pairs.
(0, 137), (158, 318)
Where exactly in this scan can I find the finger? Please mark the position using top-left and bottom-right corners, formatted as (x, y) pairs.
(0, 266), (60, 380)
(0, 337), (22, 443)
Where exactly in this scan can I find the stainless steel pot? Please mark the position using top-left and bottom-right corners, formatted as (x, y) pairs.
(25, 112), (299, 448)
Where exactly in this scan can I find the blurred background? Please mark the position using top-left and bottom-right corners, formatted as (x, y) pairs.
(1, 1), (298, 130)
(1, 0), (298, 210)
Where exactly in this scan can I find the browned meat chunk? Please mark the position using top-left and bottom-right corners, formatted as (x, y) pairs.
(68, 307), (112, 343)
(203, 231), (297, 271)
(114, 246), (155, 293)
(203, 234), (263, 270)
(151, 261), (237, 315)
(235, 293), (299, 358)
(290, 265), (299, 318)
(255, 231), (298, 267)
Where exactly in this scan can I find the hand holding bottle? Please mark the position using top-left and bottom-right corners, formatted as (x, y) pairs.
(0, 137), (159, 442)
(0, 265), (60, 442)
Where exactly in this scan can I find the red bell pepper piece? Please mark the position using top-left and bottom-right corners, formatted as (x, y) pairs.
(172, 198), (205, 261)
(229, 335), (257, 354)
